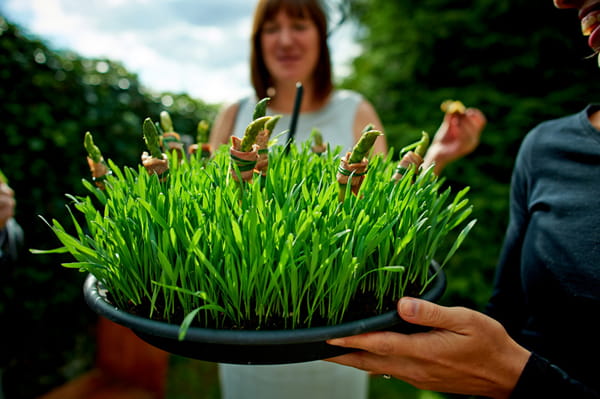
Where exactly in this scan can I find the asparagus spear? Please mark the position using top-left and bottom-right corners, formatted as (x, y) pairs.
(310, 128), (327, 154)
(264, 114), (280, 136)
(84, 131), (111, 189)
(187, 120), (212, 158)
(141, 118), (169, 179)
(255, 115), (282, 180)
(158, 110), (185, 162)
(253, 97), (270, 120)
(414, 131), (430, 158)
(84, 131), (103, 163)
(347, 127), (382, 164)
(337, 127), (383, 201)
(311, 128), (324, 147)
(393, 131), (430, 181)
(0, 169), (7, 184)
(197, 120), (212, 159)
(196, 120), (210, 144)
(160, 110), (175, 133)
(143, 117), (164, 159)
(239, 116), (270, 152)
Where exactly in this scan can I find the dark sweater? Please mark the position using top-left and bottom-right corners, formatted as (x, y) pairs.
(486, 105), (600, 398)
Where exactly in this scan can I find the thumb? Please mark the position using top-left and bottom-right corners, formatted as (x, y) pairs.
(398, 297), (467, 332)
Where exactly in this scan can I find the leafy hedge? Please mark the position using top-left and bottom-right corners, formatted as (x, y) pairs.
(0, 15), (217, 397)
(343, 0), (600, 309)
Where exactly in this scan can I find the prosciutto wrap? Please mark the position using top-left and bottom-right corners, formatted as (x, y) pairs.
(141, 151), (169, 181)
(229, 136), (258, 183)
(86, 156), (111, 189)
(188, 143), (212, 159)
(254, 130), (270, 177)
(337, 154), (369, 196)
(392, 151), (423, 181)
(336, 129), (381, 200)
(393, 131), (429, 181)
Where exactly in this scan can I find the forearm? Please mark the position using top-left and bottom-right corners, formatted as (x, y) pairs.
(422, 143), (445, 175)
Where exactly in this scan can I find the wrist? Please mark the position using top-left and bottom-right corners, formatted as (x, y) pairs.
(422, 143), (449, 175)
(492, 344), (531, 399)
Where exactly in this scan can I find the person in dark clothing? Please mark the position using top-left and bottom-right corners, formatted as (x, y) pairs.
(0, 179), (22, 266)
(325, 1), (600, 398)
(485, 104), (600, 397)
(0, 177), (24, 398)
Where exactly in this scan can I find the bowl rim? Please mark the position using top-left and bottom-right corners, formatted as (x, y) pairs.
(83, 261), (445, 346)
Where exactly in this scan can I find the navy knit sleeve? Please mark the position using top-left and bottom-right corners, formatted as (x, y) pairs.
(511, 353), (600, 399)
(484, 129), (533, 333)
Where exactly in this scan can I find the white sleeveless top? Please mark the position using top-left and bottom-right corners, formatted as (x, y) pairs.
(231, 89), (363, 153)
(221, 89), (370, 399)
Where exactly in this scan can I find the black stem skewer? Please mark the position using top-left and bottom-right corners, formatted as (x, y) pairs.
(285, 82), (303, 153)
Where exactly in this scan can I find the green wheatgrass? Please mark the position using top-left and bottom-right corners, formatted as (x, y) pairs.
(35, 139), (475, 337)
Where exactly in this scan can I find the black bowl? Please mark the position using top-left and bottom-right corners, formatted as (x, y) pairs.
(83, 262), (445, 364)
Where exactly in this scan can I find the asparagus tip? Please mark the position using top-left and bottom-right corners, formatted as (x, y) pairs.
(415, 131), (430, 157)
(84, 131), (103, 163)
(197, 120), (210, 143)
(143, 117), (164, 158)
(348, 129), (382, 164)
(160, 110), (174, 133)
(253, 97), (271, 120)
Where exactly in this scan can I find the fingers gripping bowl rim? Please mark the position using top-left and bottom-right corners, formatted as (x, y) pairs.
(83, 261), (446, 365)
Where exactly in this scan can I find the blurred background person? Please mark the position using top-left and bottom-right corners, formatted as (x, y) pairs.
(209, 0), (485, 174)
(0, 171), (23, 399)
(0, 172), (22, 268)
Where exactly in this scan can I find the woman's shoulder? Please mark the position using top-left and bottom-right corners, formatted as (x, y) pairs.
(210, 96), (253, 145)
(322, 90), (365, 117)
(219, 95), (257, 122)
(330, 89), (364, 105)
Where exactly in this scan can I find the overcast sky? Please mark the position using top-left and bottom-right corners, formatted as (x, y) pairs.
(0, 0), (361, 104)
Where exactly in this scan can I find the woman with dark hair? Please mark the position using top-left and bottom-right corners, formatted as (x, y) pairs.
(209, 0), (485, 171)
(210, 0), (388, 156)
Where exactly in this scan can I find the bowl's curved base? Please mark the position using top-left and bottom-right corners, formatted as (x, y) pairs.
(135, 332), (348, 364)
(84, 262), (445, 364)
(133, 320), (430, 365)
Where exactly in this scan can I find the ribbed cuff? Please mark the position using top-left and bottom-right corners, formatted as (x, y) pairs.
(510, 352), (599, 399)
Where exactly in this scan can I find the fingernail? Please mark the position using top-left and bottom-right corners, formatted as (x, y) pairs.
(327, 338), (344, 346)
(400, 297), (419, 318)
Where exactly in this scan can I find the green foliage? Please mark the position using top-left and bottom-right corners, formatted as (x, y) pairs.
(41, 139), (474, 335)
(343, 0), (600, 309)
(0, 14), (218, 397)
